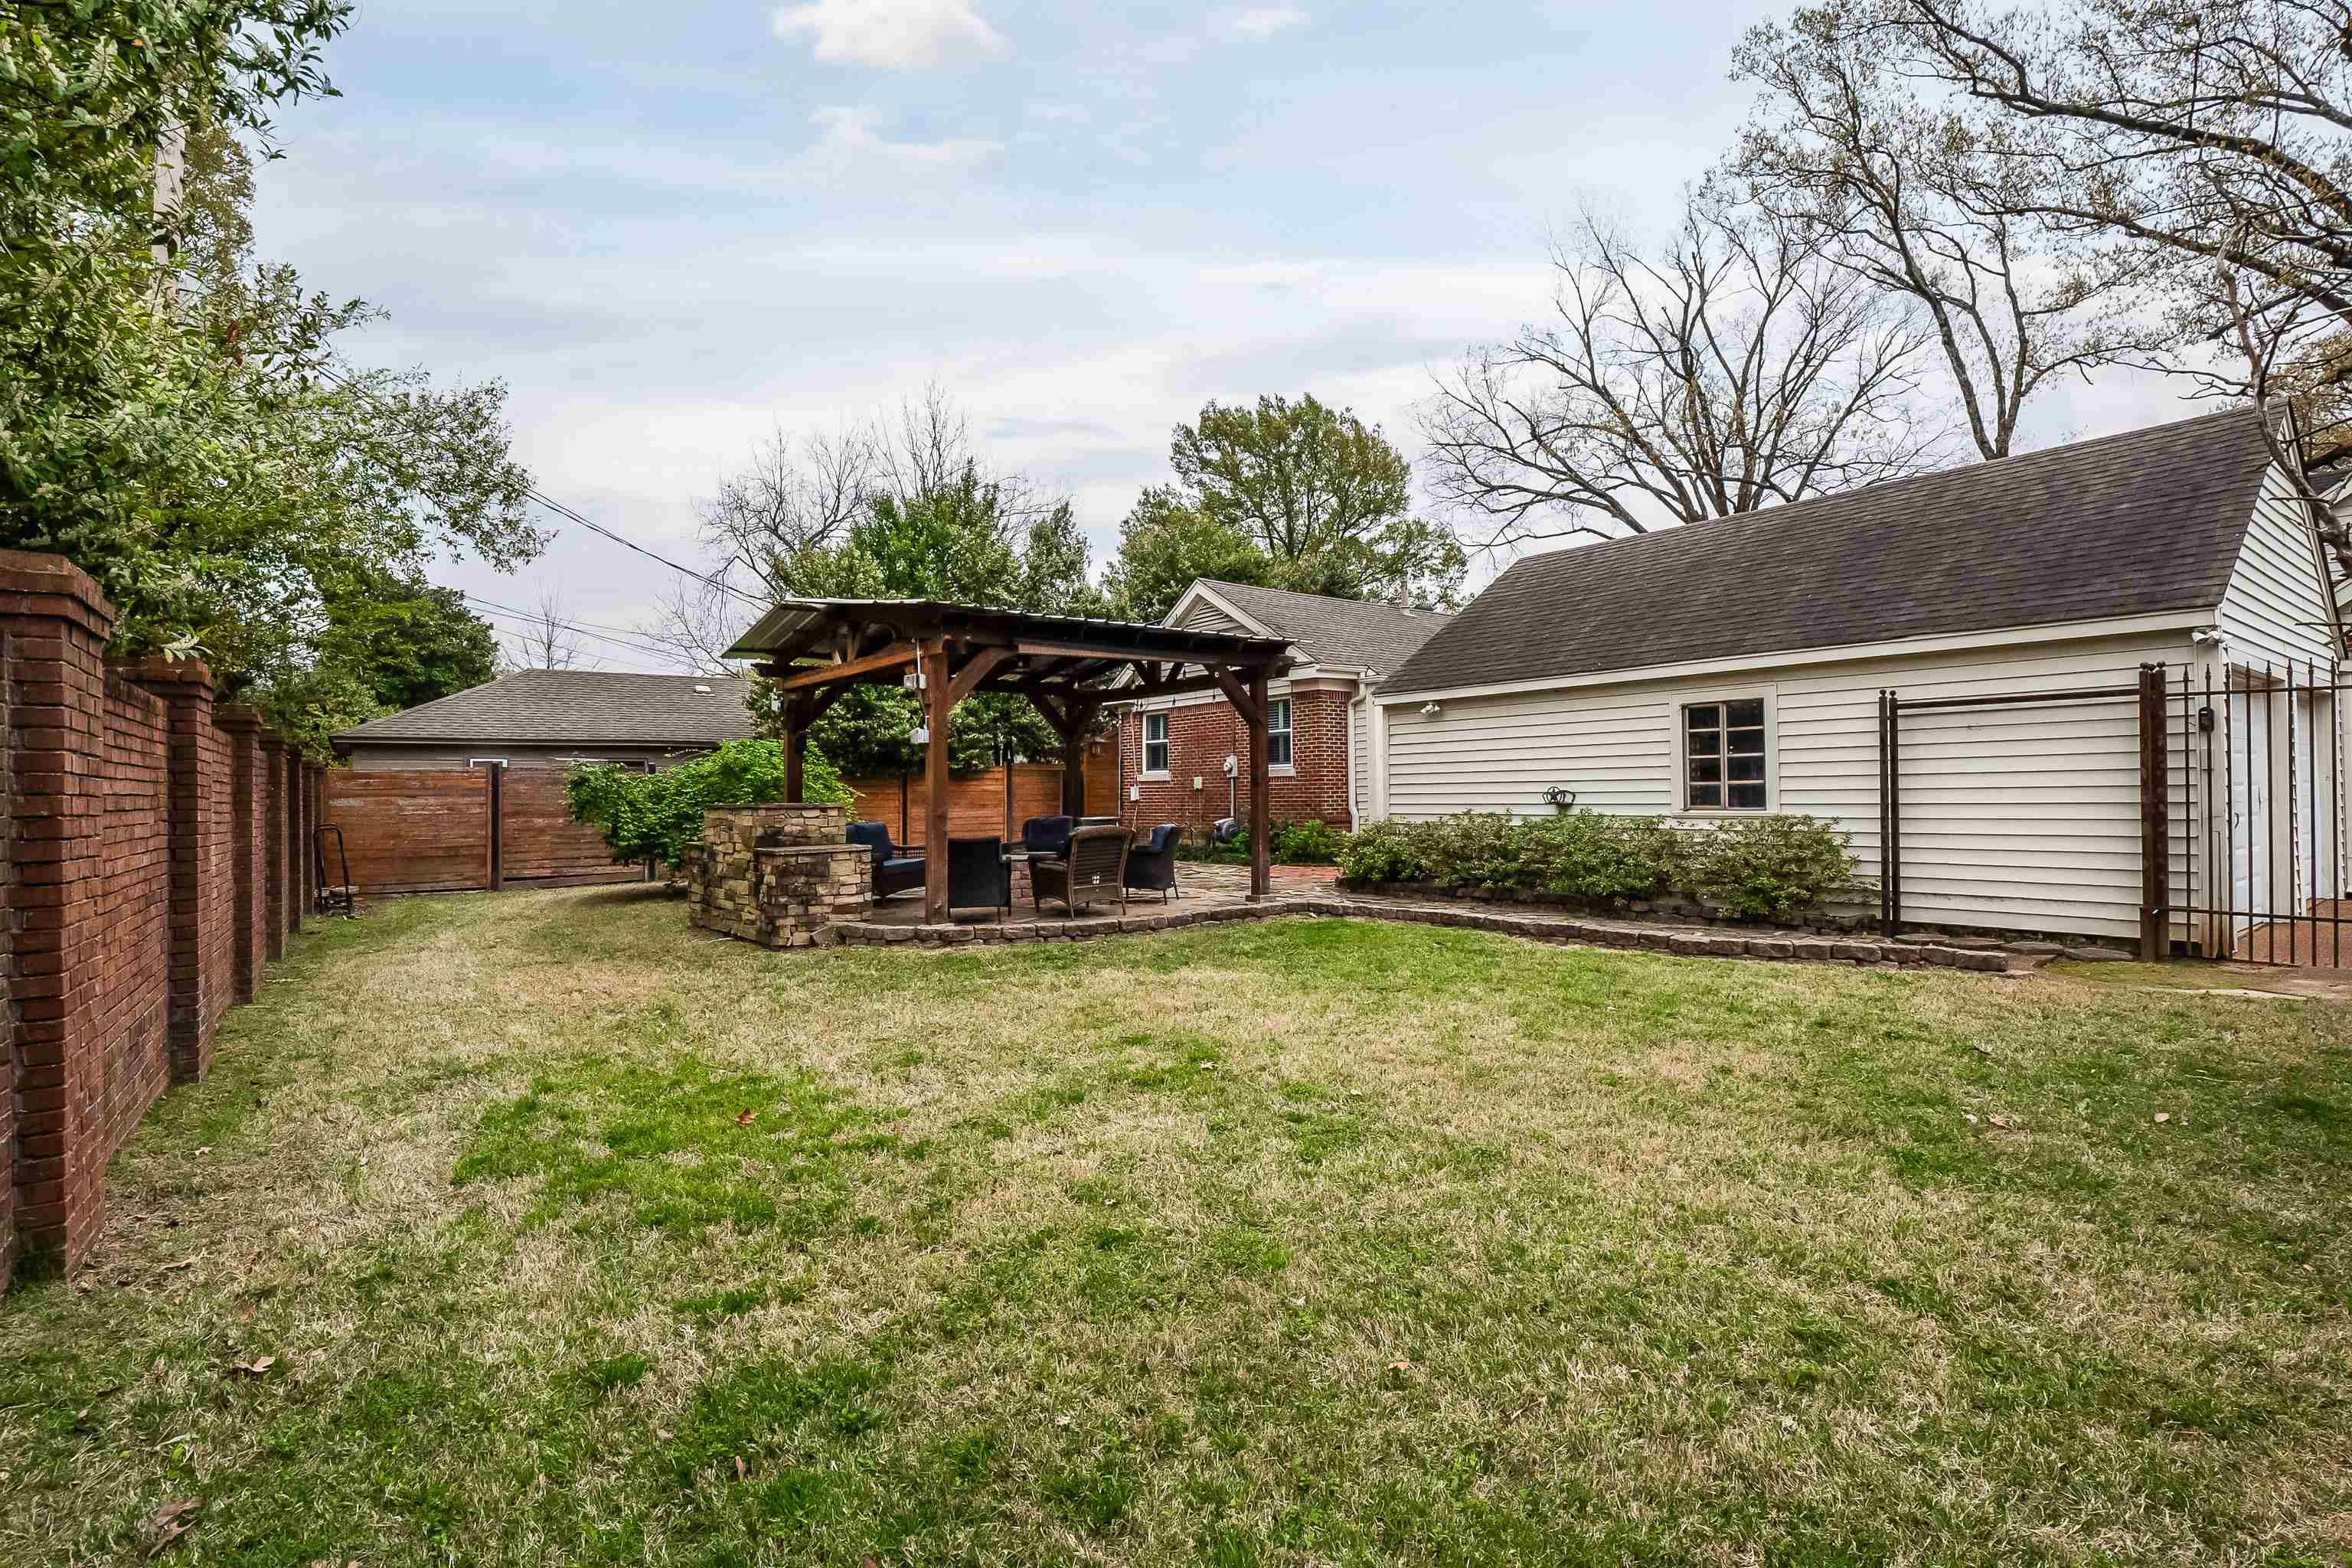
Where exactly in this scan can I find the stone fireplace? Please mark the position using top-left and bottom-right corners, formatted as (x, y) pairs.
(684, 803), (871, 947)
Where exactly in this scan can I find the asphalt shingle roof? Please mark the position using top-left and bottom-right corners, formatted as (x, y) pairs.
(1384, 410), (2280, 697)
(1191, 580), (1453, 678)
(333, 669), (759, 747)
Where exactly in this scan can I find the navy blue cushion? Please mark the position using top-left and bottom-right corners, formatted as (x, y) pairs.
(1142, 824), (1178, 854)
(879, 857), (923, 875)
(846, 820), (893, 858)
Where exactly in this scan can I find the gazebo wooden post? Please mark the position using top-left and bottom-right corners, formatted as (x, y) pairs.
(781, 698), (805, 804)
(921, 639), (952, 923)
(1065, 700), (1099, 819)
(1246, 665), (1271, 900)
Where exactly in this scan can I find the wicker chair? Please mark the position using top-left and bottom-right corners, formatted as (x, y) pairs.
(1020, 814), (1073, 860)
(946, 837), (1012, 921)
(1031, 823), (1130, 916)
(1122, 824), (1183, 903)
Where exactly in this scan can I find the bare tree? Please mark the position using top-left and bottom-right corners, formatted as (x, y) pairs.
(1420, 189), (1949, 551)
(1731, 3), (2173, 459)
(696, 421), (877, 599)
(1877, 0), (2352, 569)
(508, 586), (584, 671)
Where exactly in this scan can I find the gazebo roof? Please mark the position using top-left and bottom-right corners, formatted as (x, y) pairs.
(724, 597), (1291, 700)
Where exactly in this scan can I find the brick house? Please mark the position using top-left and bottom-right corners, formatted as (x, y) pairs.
(1116, 580), (1452, 836)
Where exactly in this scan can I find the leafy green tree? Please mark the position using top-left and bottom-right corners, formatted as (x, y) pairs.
(1106, 394), (1465, 621)
(322, 573), (501, 713)
(1, 8), (541, 758)
(725, 411), (1103, 778)
(1101, 487), (1272, 622)
(566, 740), (852, 871)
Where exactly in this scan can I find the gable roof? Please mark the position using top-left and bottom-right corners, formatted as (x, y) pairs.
(334, 669), (758, 749)
(1177, 580), (1454, 678)
(1385, 409), (2280, 697)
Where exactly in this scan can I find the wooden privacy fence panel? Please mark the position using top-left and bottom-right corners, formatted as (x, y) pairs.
(499, 766), (639, 884)
(323, 769), (490, 894)
(841, 760), (1117, 847)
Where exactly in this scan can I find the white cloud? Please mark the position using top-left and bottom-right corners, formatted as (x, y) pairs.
(801, 106), (1004, 177)
(772, 0), (1006, 70)
(1223, 7), (1309, 38)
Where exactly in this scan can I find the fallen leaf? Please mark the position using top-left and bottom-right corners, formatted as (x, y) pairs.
(1962, 1112), (1979, 1125)
(1388, 1359), (1411, 1372)
(2154, 1112), (2171, 1124)
(192, 1147), (211, 1157)
(1988, 1114), (2017, 1129)
(735, 1109), (755, 1128)
(1972, 1044), (1993, 1057)
(230, 1357), (276, 1377)
(144, 1498), (199, 1555)
(733, 1455), (746, 1481)
(160, 1256), (198, 1273)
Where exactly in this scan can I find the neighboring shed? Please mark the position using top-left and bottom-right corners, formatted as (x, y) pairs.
(332, 668), (758, 771)
(1369, 410), (2344, 946)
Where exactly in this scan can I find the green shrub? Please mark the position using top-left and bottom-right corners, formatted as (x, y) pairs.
(1681, 814), (1857, 920)
(566, 740), (853, 871)
(1514, 810), (1687, 900)
(1272, 819), (1346, 865)
(1336, 819), (1422, 882)
(1335, 808), (1857, 921)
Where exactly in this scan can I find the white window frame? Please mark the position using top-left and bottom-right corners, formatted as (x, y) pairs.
(1267, 696), (1294, 774)
(1141, 711), (1171, 778)
(1672, 688), (1775, 814)
(467, 757), (508, 768)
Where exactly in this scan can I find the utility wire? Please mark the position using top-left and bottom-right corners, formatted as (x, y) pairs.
(305, 361), (766, 607)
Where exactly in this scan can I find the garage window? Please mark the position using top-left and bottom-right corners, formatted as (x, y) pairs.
(1684, 698), (1767, 810)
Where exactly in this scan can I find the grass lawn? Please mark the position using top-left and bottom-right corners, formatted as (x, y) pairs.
(6, 887), (2351, 1566)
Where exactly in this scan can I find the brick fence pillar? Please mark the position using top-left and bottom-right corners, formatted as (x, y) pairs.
(124, 659), (223, 1084)
(0, 550), (119, 1278)
(260, 737), (287, 962)
(217, 707), (266, 1002)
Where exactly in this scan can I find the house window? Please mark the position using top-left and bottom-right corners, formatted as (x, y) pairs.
(1684, 697), (1767, 810)
(1143, 712), (1170, 774)
(1267, 697), (1292, 768)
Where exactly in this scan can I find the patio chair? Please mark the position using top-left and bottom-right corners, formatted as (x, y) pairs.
(1122, 824), (1184, 903)
(947, 836), (1012, 922)
(1031, 823), (1130, 916)
(1020, 814), (1073, 860)
(846, 820), (926, 899)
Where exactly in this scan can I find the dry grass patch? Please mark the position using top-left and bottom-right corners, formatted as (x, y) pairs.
(3, 886), (2350, 1566)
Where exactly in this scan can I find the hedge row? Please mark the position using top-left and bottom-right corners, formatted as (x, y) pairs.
(1336, 810), (1861, 921)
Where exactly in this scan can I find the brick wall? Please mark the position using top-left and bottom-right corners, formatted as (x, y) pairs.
(1, 550), (307, 1288)
(1119, 689), (1354, 837)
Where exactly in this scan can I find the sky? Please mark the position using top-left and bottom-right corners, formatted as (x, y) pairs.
(250, 0), (2199, 672)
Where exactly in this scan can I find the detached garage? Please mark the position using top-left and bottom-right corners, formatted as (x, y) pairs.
(326, 670), (757, 894)
(1365, 410), (2345, 951)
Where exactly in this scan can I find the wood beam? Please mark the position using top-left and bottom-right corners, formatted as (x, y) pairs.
(1210, 667), (1264, 727)
(1246, 665), (1270, 900)
(772, 640), (918, 692)
(945, 645), (1014, 707)
(922, 641), (952, 923)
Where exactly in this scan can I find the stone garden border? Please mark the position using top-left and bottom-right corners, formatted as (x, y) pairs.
(822, 894), (2021, 972)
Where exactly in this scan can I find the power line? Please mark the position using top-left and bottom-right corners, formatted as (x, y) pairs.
(305, 361), (766, 607)
(463, 599), (701, 670)
(463, 593), (693, 657)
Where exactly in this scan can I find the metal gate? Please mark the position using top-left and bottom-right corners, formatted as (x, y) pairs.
(2168, 659), (2347, 965)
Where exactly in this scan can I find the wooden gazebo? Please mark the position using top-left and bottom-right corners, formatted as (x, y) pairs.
(724, 599), (1292, 922)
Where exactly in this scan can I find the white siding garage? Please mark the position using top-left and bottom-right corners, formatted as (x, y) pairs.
(1383, 628), (2194, 939)
(1374, 410), (2342, 946)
